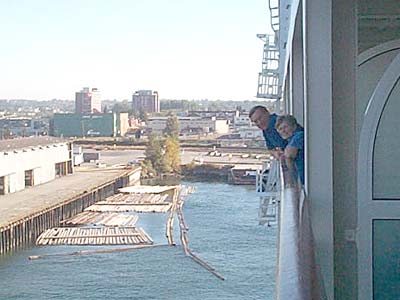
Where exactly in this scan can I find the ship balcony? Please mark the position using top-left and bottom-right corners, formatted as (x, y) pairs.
(257, 158), (324, 299)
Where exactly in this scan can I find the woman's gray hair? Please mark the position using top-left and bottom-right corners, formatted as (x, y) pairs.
(275, 115), (298, 129)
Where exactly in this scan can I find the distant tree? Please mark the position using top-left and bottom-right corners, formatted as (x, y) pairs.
(164, 136), (181, 173)
(112, 103), (121, 113)
(139, 109), (149, 122)
(140, 159), (156, 177)
(3, 127), (12, 139)
(144, 133), (164, 174)
(142, 129), (181, 176)
(21, 125), (27, 137)
(112, 102), (130, 113)
(164, 115), (179, 138)
(127, 108), (135, 117)
(188, 101), (200, 111)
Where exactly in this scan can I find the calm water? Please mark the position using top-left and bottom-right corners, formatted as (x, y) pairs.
(0, 182), (277, 300)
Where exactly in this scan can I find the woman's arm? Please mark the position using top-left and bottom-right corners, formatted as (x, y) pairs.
(284, 146), (298, 160)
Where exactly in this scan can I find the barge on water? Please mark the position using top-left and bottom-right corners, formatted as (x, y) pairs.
(228, 165), (263, 185)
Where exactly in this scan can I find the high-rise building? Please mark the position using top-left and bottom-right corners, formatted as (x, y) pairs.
(75, 87), (101, 114)
(132, 90), (159, 114)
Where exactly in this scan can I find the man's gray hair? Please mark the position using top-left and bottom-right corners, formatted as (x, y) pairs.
(275, 115), (298, 129)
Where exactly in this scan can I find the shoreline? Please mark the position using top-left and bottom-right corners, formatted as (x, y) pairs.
(142, 163), (256, 186)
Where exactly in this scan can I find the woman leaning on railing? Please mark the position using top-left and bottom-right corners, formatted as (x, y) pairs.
(273, 116), (325, 299)
(275, 115), (304, 186)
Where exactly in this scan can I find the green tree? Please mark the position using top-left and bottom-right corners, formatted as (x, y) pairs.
(164, 136), (181, 173)
(139, 109), (149, 122)
(140, 159), (156, 177)
(112, 102), (130, 113)
(144, 133), (164, 173)
(164, 115), (179, 138)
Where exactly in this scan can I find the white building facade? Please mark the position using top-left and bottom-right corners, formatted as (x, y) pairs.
(0, 137), (73, 195)
(188, 110), (239, 124)
(233, 115), (252, 128)
(147, 117), (229, 135)
(238, 126), (263, 139)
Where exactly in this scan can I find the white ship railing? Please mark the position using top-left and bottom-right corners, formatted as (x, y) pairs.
(256, 159), (280, 226)
(275, 158), (324, 300)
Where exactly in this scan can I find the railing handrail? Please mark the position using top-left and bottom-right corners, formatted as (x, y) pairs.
(275, 158), (324, 300)
(257, 159), (280, 225)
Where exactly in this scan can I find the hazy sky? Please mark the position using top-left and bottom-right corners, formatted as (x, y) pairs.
(0, 0), (273, 101)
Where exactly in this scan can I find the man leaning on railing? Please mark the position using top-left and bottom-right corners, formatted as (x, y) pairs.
(249, 106), (287, 158)
(249, 106), (304, 185)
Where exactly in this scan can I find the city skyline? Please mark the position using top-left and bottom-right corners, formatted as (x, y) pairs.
(0, 0), (273, 101)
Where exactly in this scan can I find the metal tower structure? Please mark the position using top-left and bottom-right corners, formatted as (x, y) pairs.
(256, 0), (280, 100)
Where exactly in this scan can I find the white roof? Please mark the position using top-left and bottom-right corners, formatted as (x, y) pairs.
(0, 136), (67, 152)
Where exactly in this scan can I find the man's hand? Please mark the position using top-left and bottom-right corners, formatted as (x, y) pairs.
(271, 148), (284, 160)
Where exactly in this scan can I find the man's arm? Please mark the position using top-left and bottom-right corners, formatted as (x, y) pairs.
(271, 148), (284, 159)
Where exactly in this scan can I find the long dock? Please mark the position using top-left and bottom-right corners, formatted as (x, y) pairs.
(0, 166), (141, 254)
(36, 227), (152, 246)
(84, 192), (173, 213)
(33, 185), (178, 248)
(61, 211), (139, 227)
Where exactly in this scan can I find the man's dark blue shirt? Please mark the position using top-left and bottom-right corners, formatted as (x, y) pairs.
(262, 113), (287, 150)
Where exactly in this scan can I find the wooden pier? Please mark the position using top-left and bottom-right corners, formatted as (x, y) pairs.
(85, 203), (172, 213)
(84, 192), (173, 213)
(99, 193), (170, 204)
(36, 227), (153, 246)
(61, 212), (138, 227)
(0, 168), (140, 255)
(34, 185), (180, 248)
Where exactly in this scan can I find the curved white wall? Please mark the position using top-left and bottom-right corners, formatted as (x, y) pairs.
(373, 79), (400, 199)
(357, 40), (400, 300)
(357, 44), (400, 139)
